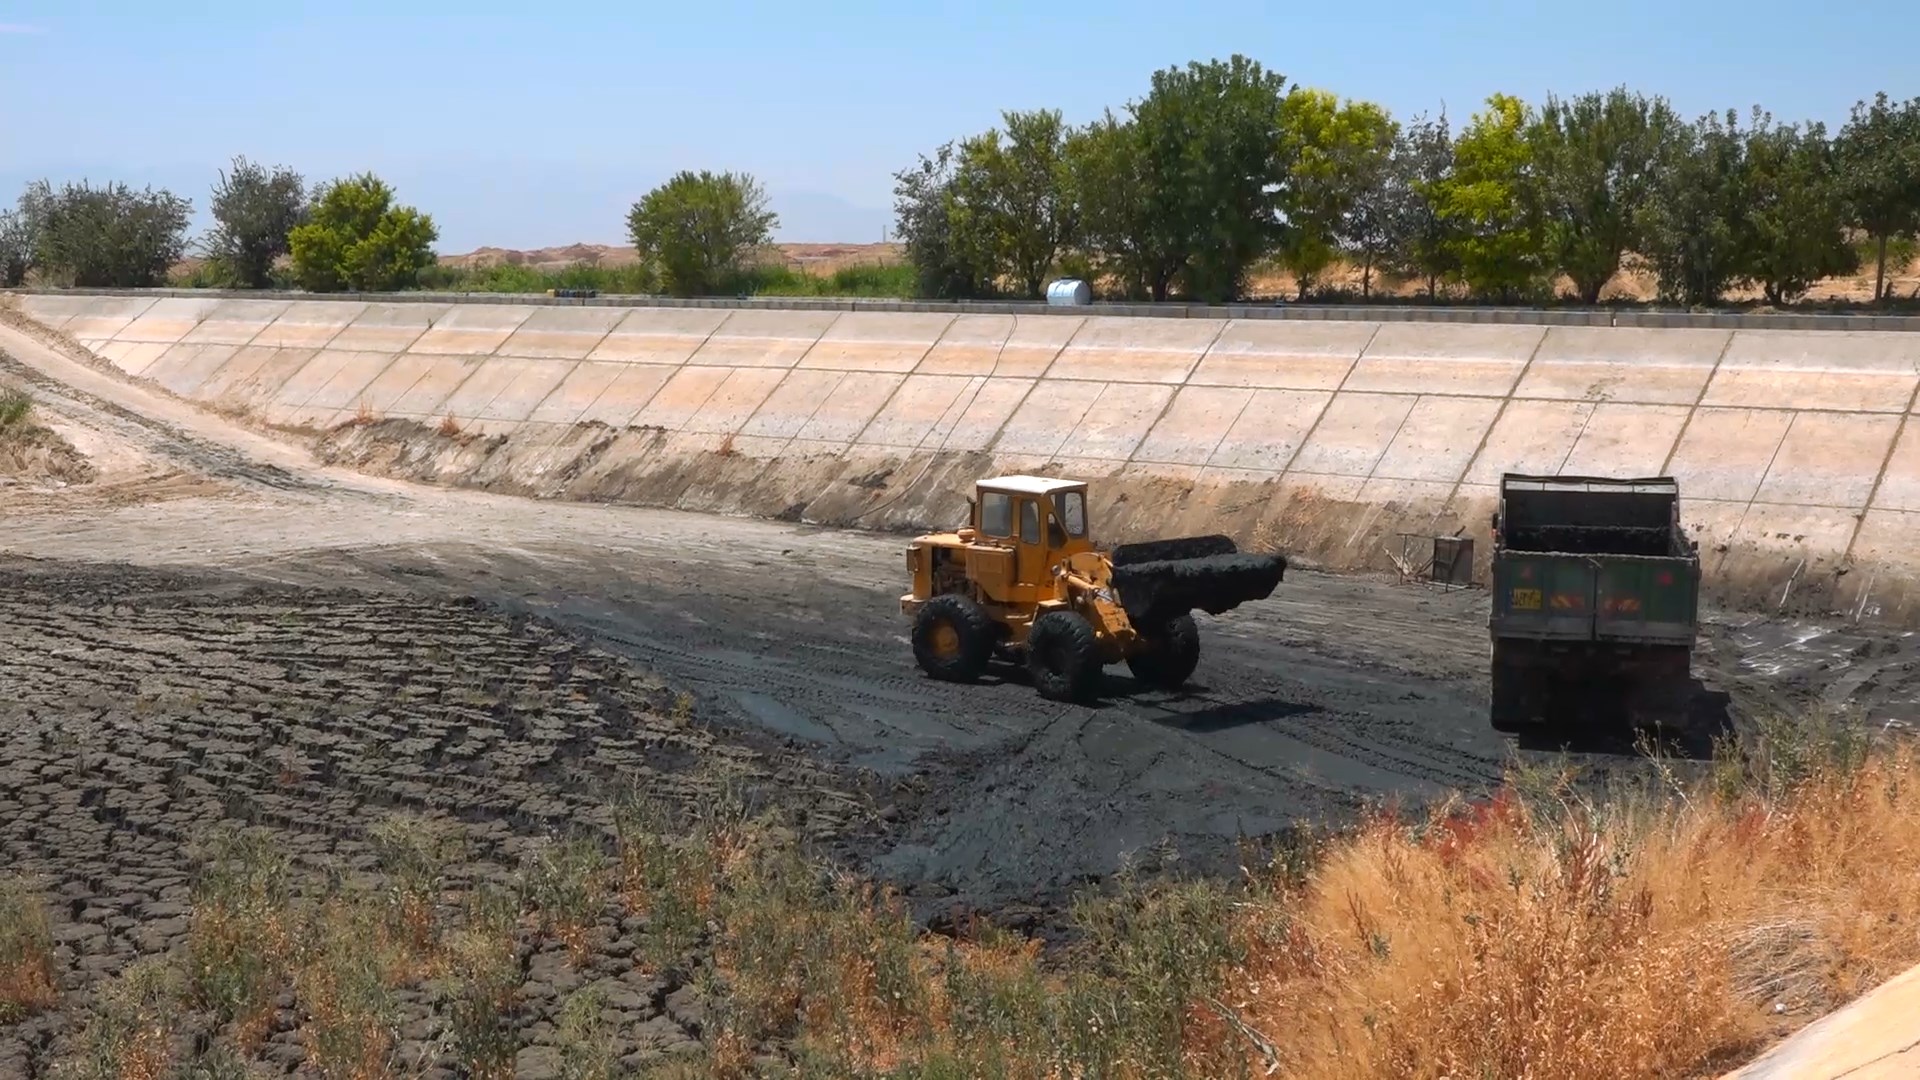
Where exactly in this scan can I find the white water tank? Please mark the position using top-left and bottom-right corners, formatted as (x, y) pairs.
(1046, 278), (1092, 306)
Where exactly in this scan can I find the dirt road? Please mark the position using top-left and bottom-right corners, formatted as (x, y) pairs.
(4, 316), (1916, 917)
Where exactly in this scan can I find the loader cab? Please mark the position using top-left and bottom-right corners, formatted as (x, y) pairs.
(969, 476), (1095, 592)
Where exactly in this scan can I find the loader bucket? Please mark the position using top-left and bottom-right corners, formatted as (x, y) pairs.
(1108, 535), (1287, 628)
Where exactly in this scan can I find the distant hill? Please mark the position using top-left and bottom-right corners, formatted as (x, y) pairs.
(437, 242), (905, 274)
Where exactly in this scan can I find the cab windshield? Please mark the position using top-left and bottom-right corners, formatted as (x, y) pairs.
(1051, 490), (1087, 538)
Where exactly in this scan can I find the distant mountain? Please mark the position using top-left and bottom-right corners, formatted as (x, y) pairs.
(769, 190), (891, 244)
(438, 242), (904, 273)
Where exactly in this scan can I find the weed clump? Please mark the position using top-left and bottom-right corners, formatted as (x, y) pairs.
(0, 873), (57, 1023)
(0, 387), (30, 433)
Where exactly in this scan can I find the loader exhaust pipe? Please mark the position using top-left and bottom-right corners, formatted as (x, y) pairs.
(1109, 535), (1287, 628)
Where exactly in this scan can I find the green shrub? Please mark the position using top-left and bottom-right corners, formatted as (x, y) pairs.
(627, 170), (778, 297)
(287, 173), (437, 293)
(0, 388), (31, 432)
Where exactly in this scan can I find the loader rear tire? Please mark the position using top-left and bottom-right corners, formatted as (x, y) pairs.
(1027, 610), (1100, 703)
(913, 594), (994, 683)
(1127, 614), (1200, 689)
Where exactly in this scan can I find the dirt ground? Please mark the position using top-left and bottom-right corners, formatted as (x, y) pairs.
(3, 318), (1919, 1073)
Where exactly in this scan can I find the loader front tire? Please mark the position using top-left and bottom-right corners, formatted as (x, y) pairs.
(1027, 610), (1100, 702)
(1127, 614), (1200, 689)
(913, 594), (994, 683)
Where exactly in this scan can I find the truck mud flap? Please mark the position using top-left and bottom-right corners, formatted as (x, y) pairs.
(1111, 552), (1287, 627)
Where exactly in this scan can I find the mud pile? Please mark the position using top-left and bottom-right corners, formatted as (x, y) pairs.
(1109, 534), (1287, 626)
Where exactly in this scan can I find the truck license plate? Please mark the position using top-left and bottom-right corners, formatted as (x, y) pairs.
(1510, 587), (1542, 611)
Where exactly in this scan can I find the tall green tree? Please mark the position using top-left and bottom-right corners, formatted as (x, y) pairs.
(892, 142), (997, 300)
(625, 170), (777, 298)
(29, 179), (191, 288)
(1276, 88), (1397, 298)
(1126, 54), (1290, 302)
(1436, 93), (1547, 302)
(1392, 111), (1460, 297)
(1834, 92), (1920, 301)
(1342, 124), (1415, 299)
(287, 173), (437, 293)
(948, 110), (1075, 298)
(1528, 87), (1678, 303)
(1064, 113), (1157, 300)
(0, 187), (43, 287)
(1743, 117), (1858, 305)
(204, 156), (308, 289)
(0, 212), (27, 286)
(1642, 110), (1754, 307)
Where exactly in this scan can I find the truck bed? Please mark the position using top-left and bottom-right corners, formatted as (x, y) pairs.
(1491, 474), (1700, 646)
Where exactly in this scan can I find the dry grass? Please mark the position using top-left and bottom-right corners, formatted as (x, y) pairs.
(26, 720), (1919, 1079)
(54, 958), (184, 1080)
(0, 873), (58, 1023)
(626, 720), (1918, 1080)
(1197, 724), (1920, 1079)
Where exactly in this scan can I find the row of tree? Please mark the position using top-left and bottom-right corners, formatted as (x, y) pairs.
(4, 57), (1915, 306)
(0, 158), (781, 299)
(0, 163), (440, 292)
(891, 57), (1920, 305)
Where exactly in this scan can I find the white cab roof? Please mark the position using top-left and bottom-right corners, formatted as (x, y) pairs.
(978, 474), (1087, 496)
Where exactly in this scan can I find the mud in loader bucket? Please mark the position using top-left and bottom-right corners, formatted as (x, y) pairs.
(1108, 535), (1287, 628)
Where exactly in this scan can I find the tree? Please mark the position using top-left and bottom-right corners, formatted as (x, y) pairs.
(1642, 110), (1754, 307)
(948, 110), (1075, 298)
(1743, 117), (1858, 305)
(0, 191), (38, 288)
(0, 182), (53, 285)
(1392, 111), (1461, 297)
(287, 173), (437, 293)
(29, 179), (191, 288)
(1341, 130), (1412, 299)
(626, 170), (777, 298)
(0, 212), (27, 286)
(1064, 113), (1157, 299)
(893, 142), (997, 300)
(1275, 88), (1398, 299)
(1126, 54), (1290, 302)
(204, 156), (307, 288)
(1437, 93), (1547, 302)
(1835, 92), (1920, 301)
(1528, 87), (1678, 303)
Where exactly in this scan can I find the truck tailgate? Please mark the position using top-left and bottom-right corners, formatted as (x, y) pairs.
(1593, 555), (1697, 643)
(1494, 553), (1697, 643)
(1492, 553), (1595, 639)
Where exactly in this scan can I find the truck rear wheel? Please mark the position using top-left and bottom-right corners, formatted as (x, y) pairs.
(913, 594), (994, 683)
(1626, 644), (1694, 732)
(1027, 610), (1100, 702)
(1489, 645), (1539, 734)
(1127, 614), (1200, 689)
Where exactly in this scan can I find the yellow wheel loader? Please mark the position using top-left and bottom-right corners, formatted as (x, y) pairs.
(900, 475), (1288, 702)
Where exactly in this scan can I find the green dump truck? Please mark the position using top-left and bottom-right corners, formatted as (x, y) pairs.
(1488, 474), (1701, 734)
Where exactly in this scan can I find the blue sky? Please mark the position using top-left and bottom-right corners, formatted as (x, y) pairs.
(2, 2), (1915, 252)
